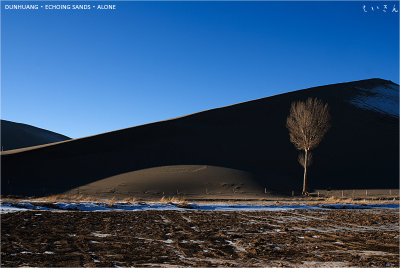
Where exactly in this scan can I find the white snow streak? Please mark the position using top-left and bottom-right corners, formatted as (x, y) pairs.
(350, 84), (399, 117)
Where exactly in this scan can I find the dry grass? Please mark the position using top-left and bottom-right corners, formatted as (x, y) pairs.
(9, 191), (398, 206)
(322, 196), (399, 204)
(356, 198), (399, 205)
(302, 196), (399, 206)
(108, 197), (116, 206)
(323, 196), (352, 203)
(34, 194), (73, 202)
(122, 196), (136, 203)
(159, 196), (186, 204)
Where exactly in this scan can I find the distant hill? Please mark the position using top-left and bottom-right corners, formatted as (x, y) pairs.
(1, 78), (398, 198)
(1, 120), (70, 151)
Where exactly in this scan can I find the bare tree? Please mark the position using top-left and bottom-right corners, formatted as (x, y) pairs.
(298, 151), (312, 168)
(286, 98), (330, 195)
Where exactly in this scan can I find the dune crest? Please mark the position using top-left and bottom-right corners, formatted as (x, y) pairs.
(1, 78), (398, 198)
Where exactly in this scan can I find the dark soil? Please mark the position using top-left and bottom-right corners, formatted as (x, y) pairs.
(1, 209), (399, 267)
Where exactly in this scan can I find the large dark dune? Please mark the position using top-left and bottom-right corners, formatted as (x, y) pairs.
(1, 78), (398, 197)
(1, 119), (70, 151)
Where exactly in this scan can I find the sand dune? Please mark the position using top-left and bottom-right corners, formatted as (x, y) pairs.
(1, 78), (398, 198)
(1, 119), (70, 151)
(65, 165), (264, 199)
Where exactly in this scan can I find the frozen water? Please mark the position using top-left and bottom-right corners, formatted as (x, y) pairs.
(91, 232), (111, 238)
(55, 202), (111, 211)
(0, 204), (28, 213)
(0, 202), (398, 213)
(226, 240), (246, 252)
(1, 202), (50, 212)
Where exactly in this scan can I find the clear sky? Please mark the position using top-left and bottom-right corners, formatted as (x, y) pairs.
(1, 1), (399, 138)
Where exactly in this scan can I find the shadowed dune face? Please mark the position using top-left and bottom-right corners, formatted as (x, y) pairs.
(1, 78), (399, 198)
(1, 120), (70, 151)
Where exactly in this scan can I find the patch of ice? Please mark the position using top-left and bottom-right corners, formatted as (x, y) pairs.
(350, 84), (399, 117)
(1, 202), (398, 212)
(172, 249), (186, 260)
(181, 216), (192, 223)
(134, 237), (153, 242)
(187, 203), (325, 211)
(319, 204), (368, 209)
(0, 203), (28, 214)
(91, 232), (111, 238)
(189, 240), (204, 243)
(226, 240), (246, 252)
(300, 261), (352, 267)
(160, 215), (170, 224)
(55, 202), (111, 211)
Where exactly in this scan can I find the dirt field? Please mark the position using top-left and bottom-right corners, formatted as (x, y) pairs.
(1, 209), (399, 267)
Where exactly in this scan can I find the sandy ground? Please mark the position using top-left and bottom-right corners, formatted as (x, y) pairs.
(1, 209), (398, 267)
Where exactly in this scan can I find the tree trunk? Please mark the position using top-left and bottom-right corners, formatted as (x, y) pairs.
(302, 149), (308, 195)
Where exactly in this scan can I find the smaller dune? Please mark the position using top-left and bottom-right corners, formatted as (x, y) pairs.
(1, 120), (70, 151)
(64, 165), (264, 199)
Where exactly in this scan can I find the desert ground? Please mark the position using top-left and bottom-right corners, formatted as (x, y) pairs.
(1, 197), (399, 267)
(1, 79), (398, 267)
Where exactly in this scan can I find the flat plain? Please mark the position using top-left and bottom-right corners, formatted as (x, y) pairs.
(1, 207), (398, 267)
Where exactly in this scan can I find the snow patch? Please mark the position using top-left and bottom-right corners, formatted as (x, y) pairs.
(1, 202), (398, 213)
(350, 84), (399, 117)
(226, 240), (246, 252)
(1, 204), (28, 213)
(181, 216), (192, 223)
(91, 232), (111, 238)
(160, 215), (170, 224)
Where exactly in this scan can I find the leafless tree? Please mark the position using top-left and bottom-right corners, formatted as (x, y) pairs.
(286, 98), (330, 195)
(298, 151), (312, 168)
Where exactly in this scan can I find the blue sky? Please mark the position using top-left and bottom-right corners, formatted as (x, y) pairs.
(1, 1), (399, 138)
